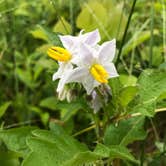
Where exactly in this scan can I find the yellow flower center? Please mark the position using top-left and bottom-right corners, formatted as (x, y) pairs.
(90, 64), (109, 83)
(47, 46), (71, 62)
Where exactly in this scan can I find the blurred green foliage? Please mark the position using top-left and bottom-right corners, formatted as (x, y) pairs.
(0, 0), (166, 165)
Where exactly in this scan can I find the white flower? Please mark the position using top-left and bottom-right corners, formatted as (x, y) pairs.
(63, 39), (119, 94)
(47, 29), (101, 95)
(58, 29), (101, 64)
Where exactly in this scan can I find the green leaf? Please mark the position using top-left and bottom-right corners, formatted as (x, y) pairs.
(16, 68), (35, 89)
(30, 28), (49, 41)
(107, 77), (123, 114)
(0, 150), (20, 166)
(76, 1), (107, 38)
(138, 70), (166, 101)
(119, 75), (137, 87)
(30, 25), (63, 46)
(40, 97), (86, 121)
(39, 97), (58, 111)
(131, 99), (156, 117)
(109, 77), (123, 97)
(123, 30), (159, 55)
(29, 106), (49, 125)
(159, 62), (166, 70)
(0, 102), (11, 118)
(104, 116), (146, 146)
(22, 129), (91, 166)
(32, 129), (87, 153)
(119, 86), (138, 107)
(57, 100), (85, 121)
(0, 127), (36, 156)
(76, 0), (127, 40)
(53, 17), (72, 35)
(94, 144), (138, 164)
(22, 137), (65, 166)
(131, 70), (166, 116)
(63, 151), (99, 166)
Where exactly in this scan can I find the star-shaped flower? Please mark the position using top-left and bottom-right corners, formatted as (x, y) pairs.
(47, 29), (101, 95)
(63, 39), (119, 94)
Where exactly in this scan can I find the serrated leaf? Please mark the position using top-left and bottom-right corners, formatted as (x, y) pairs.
(22, 137), (65, 166)
(32, 129), (87, 153)
(63, 151), (99, 166)
(22, 129), (90, 166)
(0, 127), (36, 156)
(104, 116), (146, 146)
(0, 102), (11, 118)
(94, 144), (138, 164)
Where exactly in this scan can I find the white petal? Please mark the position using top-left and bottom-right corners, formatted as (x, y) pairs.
(52, 65), (63, 81)
(52, 71), (60, 81)
(52, 63), (73, 81)
(58, 35), (76, 50)
(81, 29), (101, 45)
(104, 63), (119, 78)
(65, 67), (88, 83)
(56, 76), (66, 93)
(57, 86), (67, 101)
(79, 43), (94, 66)
(82, 74), (100, 95)
(56, 66), (73, 93)
(98, 39), (116, 63)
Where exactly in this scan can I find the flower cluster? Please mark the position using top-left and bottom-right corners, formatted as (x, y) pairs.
(47, 29), (118, 97)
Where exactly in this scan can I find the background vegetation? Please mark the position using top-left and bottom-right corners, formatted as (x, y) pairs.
(0, 0), (166, 165)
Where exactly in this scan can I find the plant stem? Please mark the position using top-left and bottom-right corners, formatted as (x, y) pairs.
(93, 113), (101, 142)
(72, 124), (95, 137)
(149, 0), (154, 68)
(162, 0), (166, 61)
(140, 140), (145, 166)
(115, 0), (137, 65)
(149, 118), (159, 141)
(72, 107), (166, 137)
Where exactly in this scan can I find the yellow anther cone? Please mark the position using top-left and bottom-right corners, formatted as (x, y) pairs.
(47, 46), (71, 62)
(90, 64), (109, 83)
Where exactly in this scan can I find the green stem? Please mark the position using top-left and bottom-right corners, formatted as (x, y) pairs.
(115, 0), (137, 65)
(140, 141), (145, 166)
(92, 113), (101, 142)
(116, 0), (126, 39)
(149, 118), (159, 141)
(149, 0), (154, 68)
(162, 0), (166, 61)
